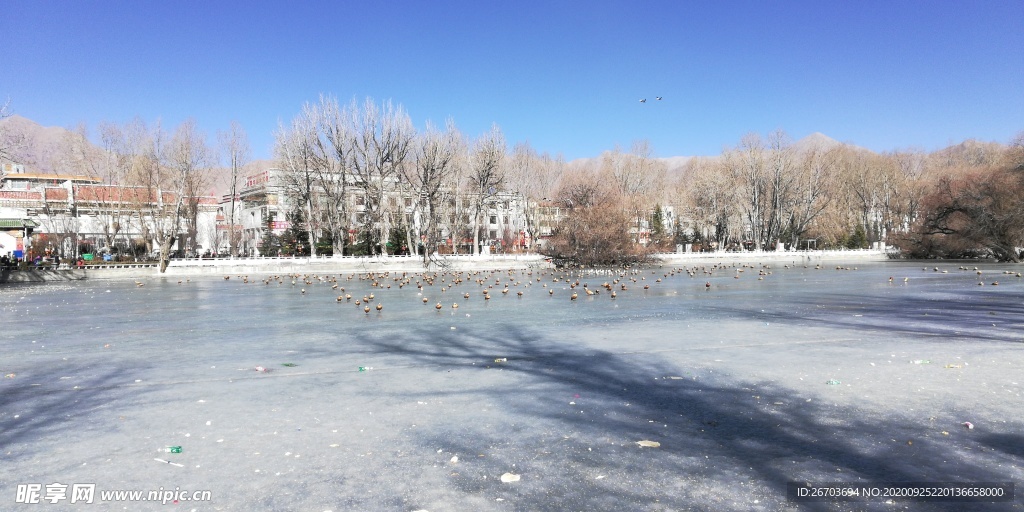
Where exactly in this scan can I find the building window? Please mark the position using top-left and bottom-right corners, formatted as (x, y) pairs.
(489, 230), (497, 239)
(489, 215), (497, 225)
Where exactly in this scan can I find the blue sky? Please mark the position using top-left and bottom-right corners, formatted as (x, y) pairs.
(2, 1), (1022, 162)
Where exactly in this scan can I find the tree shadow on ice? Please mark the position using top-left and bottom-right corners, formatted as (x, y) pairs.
(975, 433), (1024, 459)
(0, 360), (160, 464)
(734, 290), (1024, 343)
(358, 323), (1023, 511)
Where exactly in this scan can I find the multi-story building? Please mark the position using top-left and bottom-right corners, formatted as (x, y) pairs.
(230, 167), (534, 256)
(530, 200), (565, 247)
(235, 167), (284, 256)
(479, 191), (532, 253)
(0, 163), (219, 260)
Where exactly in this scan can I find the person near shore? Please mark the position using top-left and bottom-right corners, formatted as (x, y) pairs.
(76, 257), (85, 269)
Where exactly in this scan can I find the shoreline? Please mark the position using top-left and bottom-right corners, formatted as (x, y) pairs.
(0, 249), (896, 282)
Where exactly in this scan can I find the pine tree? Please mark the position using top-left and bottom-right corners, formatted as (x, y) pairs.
(847, 224), (868, 249)
(258, 215), (280, 256)
(279, 209), (310, 256)
(650, 205), (666, 246)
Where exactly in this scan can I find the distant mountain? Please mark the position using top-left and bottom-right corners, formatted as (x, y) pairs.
(791, 132), (841, 153)
(0, 114), (79, 172)
(657, 155), (694, 172)
(791, 132), (874, 156)
(570, 133), (867, 173)
(930, 138), (1008, 168)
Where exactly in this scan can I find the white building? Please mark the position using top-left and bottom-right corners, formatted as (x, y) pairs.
(0, 163), (219, 260)
(230, 167), (533, 256)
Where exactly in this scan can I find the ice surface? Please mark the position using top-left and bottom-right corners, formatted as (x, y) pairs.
(1, 261), (1022, 510)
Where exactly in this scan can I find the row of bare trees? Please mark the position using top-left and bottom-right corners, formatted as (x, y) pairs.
(5, 93), (1021, 265)
(682, 132), (900, 252)
(274, 96), (528, 265)
(273, 96), (690, 267)
(541, 131), (1024, 264)
(37, 118), (251, 271)
(71, 119), (215, 271)
(899, 135), (1024, 261)
(271, 103), (1024, 264)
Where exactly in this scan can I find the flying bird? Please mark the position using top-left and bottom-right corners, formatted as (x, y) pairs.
(656, 96), (663, 100)
(639, 98), (647, 103)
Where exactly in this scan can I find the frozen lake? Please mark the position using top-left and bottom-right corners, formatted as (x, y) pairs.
(2, 261), (1022, 511)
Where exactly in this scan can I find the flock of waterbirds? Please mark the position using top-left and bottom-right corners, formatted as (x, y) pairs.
(200, 262), (1021, 316)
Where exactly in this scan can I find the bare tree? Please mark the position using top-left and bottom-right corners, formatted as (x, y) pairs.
(444, 148), (470, 255)
(112, 120), (163, 258)
(406, 119), (463, 266)
(467, 124), (506, 255)
(724, 134), (765, 249)
(133, 122), (169, 266)
(507, 142), (563, 252)
(275, 109), (320, 256)
(79, 121), (145, 254)
(602, 141), (666, 245)
(218, 121), (250, 257)
(836, 147), (885, 246)
(873, 150), (926, 245)
(181, 151), (213, 256)
(899, 138), (1023, 260)
(910, 166), (1024, 261)
(30, 126), (92, 258)
(760, 131), (797, 249)
(275, 99), (358, 257)
(545, 162), (636, 265)
(150, 119), (210, 271)
(348, 98), (415, 256)
(316, 96), (356, 256)
(890, 149), (930, 234)
(785, 143), (838, 248)
(684, 157), (741, 250)
(722, 131), (804, 250)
